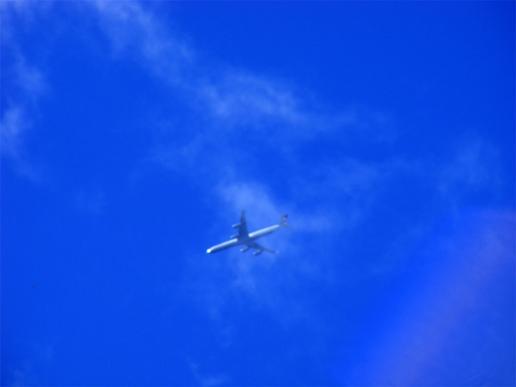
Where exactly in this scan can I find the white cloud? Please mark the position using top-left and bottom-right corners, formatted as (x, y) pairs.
(438, 138), (501, 198)
(218, 182), (282, 225)
(89, 1), (388, 143)
(12, 53), (47, 98)
(0, 55), (47, 158)
(3, 0), (507, 330)
(1, 6), (48, 180)
(183, 179), (336, 331)
(0, 106), (26, 159)
(87, 2), (504, 323)
(199, 71), (310, 127)
(189, 360), (229, 387)
(2, 4), (511, 385)
(92, 0), (193, 84)
(0, 105), (41, 181)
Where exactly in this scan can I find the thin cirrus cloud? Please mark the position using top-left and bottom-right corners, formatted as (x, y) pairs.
(2, 1), (506, 321)
(92, 1), (318, 129)
(3, 1), (503, 206)
(13, 0), (344, 324)
(91, 2), (372, 144)
(90, 2), (353, 236)
(89, 2), (507, 306)
(90, 2), (398, 209)
(0, 106), (26, 160)
(0, 40), (48, 181)
(1, 2), (49, 180)
(91, 0), (194, 84)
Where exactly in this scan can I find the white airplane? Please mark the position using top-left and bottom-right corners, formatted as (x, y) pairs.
(206, 211), (288, 256)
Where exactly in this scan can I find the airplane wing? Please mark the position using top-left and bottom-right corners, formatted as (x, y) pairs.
(249, 241), (277, 255)
(232, 210), (249, 239)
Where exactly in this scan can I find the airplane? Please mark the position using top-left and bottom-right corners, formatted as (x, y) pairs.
(206, 211), (288, 256)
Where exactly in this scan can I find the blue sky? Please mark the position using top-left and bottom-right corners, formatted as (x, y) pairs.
(1, 1), (514, 386)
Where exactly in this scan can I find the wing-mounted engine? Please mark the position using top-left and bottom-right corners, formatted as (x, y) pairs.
(253, 250), (263, 256)
(231, 211), (249, 239)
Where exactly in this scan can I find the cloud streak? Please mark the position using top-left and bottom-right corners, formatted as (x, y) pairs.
(86, 2), (507, 318)
(3, 0), (507, 334)
(1, 14), (48, 180)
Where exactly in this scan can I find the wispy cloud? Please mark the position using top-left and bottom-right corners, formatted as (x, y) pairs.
(92, 0), (193, 84)
(85, 3), (508, 322)
(4, 0), (507, 333)
(183, 179), (336, 337)
(1, 3), (49, 180)
(0, 106), (27, 159)
(0, 55), (47, 180)
(11, 52), (47, 98)
(90, 2), (389, 143)
(189, 360), (229, 387)
(199, 71), (310, 127)
(437, 138), (501, 199)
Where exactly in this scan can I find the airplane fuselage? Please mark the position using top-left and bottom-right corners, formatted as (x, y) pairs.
(206, 224), (282, 254)
(248, 224), (281, 239)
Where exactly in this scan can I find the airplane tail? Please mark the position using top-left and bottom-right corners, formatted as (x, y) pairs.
(280, 214), (288, 227)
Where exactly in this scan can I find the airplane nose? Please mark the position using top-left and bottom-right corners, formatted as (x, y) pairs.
(206, 248), (212, 254)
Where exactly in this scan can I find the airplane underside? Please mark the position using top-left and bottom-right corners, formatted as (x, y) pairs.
(206, 212), (287, 255)
(239, 238), (273, 256)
